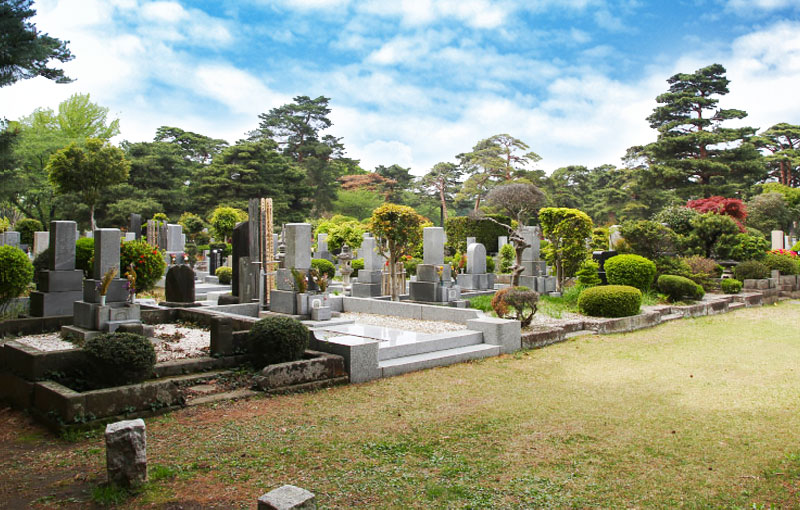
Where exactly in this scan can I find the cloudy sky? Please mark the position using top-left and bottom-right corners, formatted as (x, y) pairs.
(2, 0), (800, 175)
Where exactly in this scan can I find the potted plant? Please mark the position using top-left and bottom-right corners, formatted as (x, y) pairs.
(97, 267), (118, 306)
(291, 268), (309, 315)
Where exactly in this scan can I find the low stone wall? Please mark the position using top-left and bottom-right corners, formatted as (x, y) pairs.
(253, 350), (347, 393)
(341, 296), (482, 324)
(583, 311), (662, 334)
(521, 327), (566, 349)
(0, 315), (73, 338)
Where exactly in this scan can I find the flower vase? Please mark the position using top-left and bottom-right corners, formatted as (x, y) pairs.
(296, 293), (309, 315)
(100, 295), (107, 306)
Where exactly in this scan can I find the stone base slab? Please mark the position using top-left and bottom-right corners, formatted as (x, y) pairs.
(270, 289), (298, 315)
(83, 279), (128, 303)
(37, 270), (83, 292)
(29, 290), (82, 317)
(73, 301), (141, 330)
(351, 282), (382, 298)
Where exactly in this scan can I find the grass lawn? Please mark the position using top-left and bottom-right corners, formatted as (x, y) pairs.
(2, 301), (800, 508)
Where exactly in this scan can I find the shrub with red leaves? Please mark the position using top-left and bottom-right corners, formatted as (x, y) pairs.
(686, 196), (746, 232)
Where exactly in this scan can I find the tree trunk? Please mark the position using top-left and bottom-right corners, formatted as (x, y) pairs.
(90, 204), (96, 231)
(439, 186), (448, 224)
(389, 240), (398, 301)
(511, 244), (525, 287)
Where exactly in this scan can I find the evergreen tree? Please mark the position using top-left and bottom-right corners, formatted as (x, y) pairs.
(752, 123), (800, 188)
(638, 64), (764, 199)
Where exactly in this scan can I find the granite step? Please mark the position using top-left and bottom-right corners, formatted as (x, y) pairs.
(378, 330), (484, 361)
(379, 343), (500, 378)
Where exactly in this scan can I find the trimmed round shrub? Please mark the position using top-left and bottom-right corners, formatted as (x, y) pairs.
(84, 332), (156, 386)
(216, 266), (232, 284)
(491, 286), (538, 327)
(248, 316), (309, 366)
(734, 260), (770, 280)
(76, 237), (94, 277)
(499, 243), (515, 274)
(657, 275), (704, 303)
(486, 254), (496, 274)
(0, 245), (34, 304)
(351, 258), (364, 277)
(720, 278), (742, 294)
(578, 285), (642, 318)
(15, 218), (43, 246)
(604, 254), (657, 291)
(121, 239), (167, 292)
(763, 252), (799, 275)
(311, 258), (336, 280)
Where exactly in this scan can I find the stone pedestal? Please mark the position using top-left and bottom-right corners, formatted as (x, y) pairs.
(270, 289), (298, 315)
(456, 273), (496, 290)
(30, 221), (83, 317)
(351, 269), (383, 297)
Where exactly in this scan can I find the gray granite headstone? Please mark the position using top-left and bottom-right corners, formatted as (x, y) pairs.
(167, 224), (184, 252)
(1, 231), (20, 248)
(93, 228), (121, 279)
(467, 243), (486, 274)
(129, 213), (142, 240)
(232, 221), (249, 297)
(318, 233), (328, 253)
(772, 230), (785, 250)
(361, 235), (384, 272)
(285, 223), (311, 270)
(498, 236), (508, 252)
(520, 226), (538, 261)
(423, 227), (444, 266)
(33, 231), (49, 257)
(466, 236), (476, 246)
(49, 221), (77, 271)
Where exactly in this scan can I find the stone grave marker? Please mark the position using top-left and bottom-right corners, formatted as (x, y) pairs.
(29, 221), (83, 317)
(105, 419), (147, 488)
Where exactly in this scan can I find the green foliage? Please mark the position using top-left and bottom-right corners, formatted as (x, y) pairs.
(0, 245), (34, 307)
(14, 217), (42, 245)
(485, 254), (495, 273)
(730, 232), (769, 262)
(152, 212), (168, 222)
(215, 266), (232, 284)
(762, 182), (800, 209)
(331, 189), (385, 221)
(369, 204), (428, 300)
(315, 215), (366, 251)
(539, 207), (594, 290)
(653, 206), (699, 236)
(684, 212), (740, 259)
(84, 332), (156, 386)
(311, 258), (336, 280)
(576, 259), (602, 287)
(351, 258), (364, 277)
(657, 275), (704, 303)
(734, 260), (770, 281)
(444, 214), (511, 254)
(683, 255), (721, 290)
(591, 227), (609, 252)
(208, 241), (232, 258)
(467, 294), (493, 312)
(577, 285), (642, 318)
(654, 256), (692, 279)
(619, 220), (678, 260)
(104, 197), (163, 229)
(208, 206), (246, 242)
(763, 253), (799, 275)
(490, 286), (539, 327)
(499, 243), (515, 274)
(404, 257), (421, 276)
(120, 240), (166, 292)
(178, 212), (206, 241)
(746, 193), (793, 234)
(720, 278), (743, 294)
(46, 138), (130, 229)
(793, 240), (800, 252)
(0, 217), (10, 233)
(248, 316), (309, 366)
(75, 237), (94, 277)
(604, 254), (657, 291)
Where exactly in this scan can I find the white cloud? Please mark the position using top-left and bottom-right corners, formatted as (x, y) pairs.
(727, 0), (797, 13)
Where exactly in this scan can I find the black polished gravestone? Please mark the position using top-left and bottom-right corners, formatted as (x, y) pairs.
(231, 221), (249, 298)
(130, 213), (142, 240)
(161, 264), (199, 307)
(592, 250), (618, 285)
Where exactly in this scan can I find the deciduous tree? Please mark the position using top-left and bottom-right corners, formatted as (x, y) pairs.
(369, 204), (427, 301)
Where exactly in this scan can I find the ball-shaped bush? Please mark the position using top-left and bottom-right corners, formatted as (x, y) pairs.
(577, 285), (642, 318)
(15, 218), (43, 246)
(248, 316), (309, 367)
(604, 254), (657, 291)
(75, 237), (95, 277)
(0, 245), (34, 304)
(120, 240), (167, 292)
(720, 278), (743, 294)
(84, 332), (156, 386)
(215, 266), (232, 284)
(311, 258), (336, 280)
(657, 275), (705, 303)
(763, 253), (799, 275)
(734, 260), (770, 281)
(351, 258), (364, 277)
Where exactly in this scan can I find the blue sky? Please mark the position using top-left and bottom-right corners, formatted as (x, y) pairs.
(2, 0), (800, 175)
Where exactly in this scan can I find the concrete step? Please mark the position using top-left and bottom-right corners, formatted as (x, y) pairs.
(379, 343), (500, 378)
(378, 330), (483, 361)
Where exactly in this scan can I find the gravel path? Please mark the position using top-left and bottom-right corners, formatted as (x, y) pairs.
(338, 312), (467, 334)
(11, 333), (77, 351)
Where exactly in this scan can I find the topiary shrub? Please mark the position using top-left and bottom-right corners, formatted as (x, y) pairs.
(763, 252), (799, 275)
(604, 254), (657, 291)
(76, 237), (94, 277)
(485, 254), (495, 274)
(121, 239), (167, 292)
(216, 266), (232, 284)
(730, 232), (769, 262)
(654, 256), (692, 280)
(657, 275), (705, 303)
(15, 218), (43, 246)
(734, 260), (770, 281)
(499, 243), (515, 274)
(576, 259), (601, 286)
(578, 285), (642, 318)
(720, 278), (742, 294)
(84, 332), (156, 386)
(0, 245), (34, 309)
(311, 258), (336, 280)
(351, 258), (364, 278)
(491, 286), (538, 327)
(248, 316), (309, 367)
(445, 214), (511, 254)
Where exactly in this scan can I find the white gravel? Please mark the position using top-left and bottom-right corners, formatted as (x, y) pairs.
(11, 333), (77, 351)
(337, 312), (467, 334)
(152, 323), (210, 363)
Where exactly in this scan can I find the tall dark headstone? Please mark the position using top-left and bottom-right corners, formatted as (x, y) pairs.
(129, 213), (142, 240)
(164, 264), (196, 305)
(231, 221), (249, 298)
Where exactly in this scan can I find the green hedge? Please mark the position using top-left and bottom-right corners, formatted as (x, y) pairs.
(311, 258), (336, 279)
(734, 260), (769, 280)
(216, 266), (232, 284)
(763, 253), (799, 275)
(84, 332), (156, 386)
(248, 316), (309, 366)
(15, 218), (43, 246)
(0, 245), (34, 305)
(657, 274), (704, 302)
(577, 285), (642, 318)
(720, 278), (742, 294)
(604, 254), (657, 291)
(444, 214), (510, 254)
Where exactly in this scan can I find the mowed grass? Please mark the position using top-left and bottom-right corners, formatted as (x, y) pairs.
(4, 301), (800, 509)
